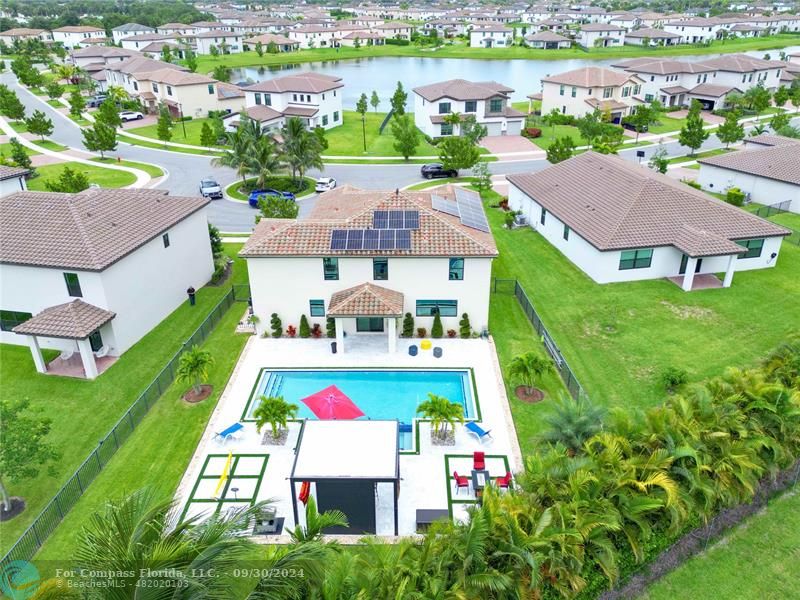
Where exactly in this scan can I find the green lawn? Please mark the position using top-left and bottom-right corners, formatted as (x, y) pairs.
(529, 124), (583, 150)
(30, 139), (69, 152)
(325, 111), (439, 157)
(118, 133), (223, 156)
(26, 162), (137, 190)
(0, 246), (246, 556)
(648, 114), (689, 135)
(30, 245), (249, 573)
(225, 175), (316, 201)
(90, 156), (164, 179)
(8, 120), (28, 133)
(406, 176), (478, 191)
(668, 147), (734, 164)
(482, 189), (800, 415)
(127, 117), (216, 147)
(0, 142), (40, 157)
(641, 489), (800, 600)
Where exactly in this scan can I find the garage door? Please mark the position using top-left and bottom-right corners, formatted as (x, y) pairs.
(484, 122), (502, 136)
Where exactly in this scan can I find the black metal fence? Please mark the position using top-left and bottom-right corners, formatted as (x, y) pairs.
(755, 200), (792, 218)
(493, 278), (588, 401)
(1, 287), (242, 568)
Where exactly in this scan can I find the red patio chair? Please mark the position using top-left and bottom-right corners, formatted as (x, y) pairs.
(453, 471), (470, 495)
(495, 472), (513, 489)
(473, 451), (485, 471)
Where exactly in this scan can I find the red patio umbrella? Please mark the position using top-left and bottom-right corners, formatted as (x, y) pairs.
(301, 385), (365, 420)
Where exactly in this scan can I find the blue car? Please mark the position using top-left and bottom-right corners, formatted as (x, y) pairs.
(248, 188), (296, 208)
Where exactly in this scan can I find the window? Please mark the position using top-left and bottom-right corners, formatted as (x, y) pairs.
(309, 299), (325, 317)
(0, 310), (32, 332)
(603, 87), (613, 98)
(64, 272), (82, 297)
(293, 93), (298, 101)
(440, 123), (453, 136)
(322, 93), (325, 100)
(622, 86), (630, 98)
(322, 114), (328, 126)
(264, 93), (272, 106)
(559, 84), (565, 96)
(738, 238), (764, 259)
(540, 208), (547, 225)
(356, 317), (384, 332)
(489, 98), (503, 113)
(634, 84), (641, 95)
(438, 102), (451, 114)
(89, 330), (103, 352)
(373, 258), (388, 280)
(448, 257), (464, 280)
(650, 75), (655, 81)
(152, 82), (159, 93)
(254, 92), (262, 105)
(619, 248), (653, 270)
(571, 86), (576, 98)
(207, 84), (214, 94)
(464, 100), (477, 113)
(166, 85), (173, 96)
(416, 300), (458, 317)
(333, 111), (340, 122)
(645, 93), (654, 102)
(323, 257), (339, 280)
(563, 224), (570, 241)
(133, 81), (138, 91)
(162, 233), (170, 248)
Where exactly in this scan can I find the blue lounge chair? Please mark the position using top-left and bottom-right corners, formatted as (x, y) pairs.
(465, 421), (492, 443)
(215, 423), (243, 443)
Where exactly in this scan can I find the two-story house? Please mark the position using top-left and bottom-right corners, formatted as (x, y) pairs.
(241, 185), (498, 353)
(663, 18), (723, 43)
(469, 24), (515, 48)
(412, 79), (526, 137)
(243, 33), (300, 52)
(540, 67), (644, 121)
(51, 25), (105, 48)
(0, 28), (53, 45)
(0, 188), (213, 379)
(578, 23), (625, 47)
(611, 58), (717, 106)
(624, 28), (682, 46)
(223, 72), (344, 133)
(111, 22), (155, 44)
(195, 30), (245, 54)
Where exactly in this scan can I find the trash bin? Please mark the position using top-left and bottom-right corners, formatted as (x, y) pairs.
(409, 345), (418, 356)
(187, 286), (196, 306)
(433, 347), (443, 358)
(331, 341), (337, 354)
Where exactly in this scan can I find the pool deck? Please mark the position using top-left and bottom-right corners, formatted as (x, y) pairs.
(174, 334), (522, 540)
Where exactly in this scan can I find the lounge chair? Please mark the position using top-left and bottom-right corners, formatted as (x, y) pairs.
(473, 451), (485, 471)
(465, 421), (492, 443)
(215, 423), (243, 443)
(495, 472), (513, 489)
(453, 471), (470, 495)
(94, 345), (110, 358)
(59, 349), (74, 361)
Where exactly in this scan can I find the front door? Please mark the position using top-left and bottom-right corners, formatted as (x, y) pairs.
(679, 255), (703, 275)
(356, 317), (384, 332)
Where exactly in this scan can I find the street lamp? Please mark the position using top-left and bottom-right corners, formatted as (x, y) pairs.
(178, 102), (187, 138)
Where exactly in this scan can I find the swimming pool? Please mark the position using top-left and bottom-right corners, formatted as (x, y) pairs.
(243, 369), (477, 448)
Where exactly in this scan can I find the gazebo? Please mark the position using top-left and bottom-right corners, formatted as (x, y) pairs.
(290, 420), (400, 536)
(12, 299), (116, 379)
(327, 282), (404, 353)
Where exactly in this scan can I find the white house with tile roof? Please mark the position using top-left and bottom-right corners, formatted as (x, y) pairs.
(469, 24), (515, 47)
(195, 30), (245, 54)
(577, 23), (625, 47)
(540, 67), (644, 121)
(51, 25), (105, 48)
(111, 22), (155, 44)
(507, 152), (790, 291)
(0, 28), (53, 45)
(0, 189), (213, 378)
(241, 185), (498, 352)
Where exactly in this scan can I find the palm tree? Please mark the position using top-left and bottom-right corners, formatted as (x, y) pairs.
(245, 133), (284, 189)
(54, 63), (77, 83)
(282, 116), (324, 185)
(73, 488), (265, 598)
(289, 495), (348, 543)
(416, 393), (465, 440)
(212, 125), (252, 188)
(253, 395), (298, 440)
(176, 344), (214, 395)
(540, 394), (605, 454)
(508, 351), (553, 395)
(443, 111), (462, 136)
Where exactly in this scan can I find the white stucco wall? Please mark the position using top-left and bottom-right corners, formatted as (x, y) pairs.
(0, 175), (27, 198)
(697, 164), (800, 214)
(246, 255), (493, 337)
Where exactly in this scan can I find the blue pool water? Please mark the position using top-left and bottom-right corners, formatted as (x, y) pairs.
(245, 369), (475, 447)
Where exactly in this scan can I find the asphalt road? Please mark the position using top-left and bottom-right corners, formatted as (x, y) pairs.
(6, 72), (793, 232)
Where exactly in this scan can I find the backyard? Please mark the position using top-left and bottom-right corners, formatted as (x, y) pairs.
(324, 111), (439, 157)
(127, 117), (217, 147)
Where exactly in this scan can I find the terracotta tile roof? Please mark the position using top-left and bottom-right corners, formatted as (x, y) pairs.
(507, 152), (789, 257)
(625, 28), (681, 38)
(0, 28), (46, 36)
(660, 85), (690, 94)
(244, 104), (283, 122)
(13, 300), (115, 339)
(542, 67), (641, 88)
(327, 282), (404, 316)
(744, 134), (800, 148)
(107, 56), (187, 76)
(245, 72), (343, 94)
(0, 189), (209, 271)
(698, 53), (785, 73)
(690, 83), (742, 97)
(413, 79), (514, 102)
(243, 33), (298, 45)
(54, 25), (104, 32)
(698, 144), (800, 186)
(241, 187), (497, 258)
(580, 23), (624, 31)
(144, 68), (215, 86)
(611, 57), (715, 74)
(525, 31), (570, 42)
(283, 105), (319, 117)
(71, 46), (139, 58)
(0, 165), (29, 181)
(585, 98), (631, 111)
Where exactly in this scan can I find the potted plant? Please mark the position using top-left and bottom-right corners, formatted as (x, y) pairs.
(253, 395), (299, 445)
(176, 345), (215, 403)
(311, 324), (323, 338)
(286, 325), (297, 338)
(416, 393), (464, 445)
(508, 351), (553, 403)
(417, 327), (427, 338)
(447, 329), (457, 338)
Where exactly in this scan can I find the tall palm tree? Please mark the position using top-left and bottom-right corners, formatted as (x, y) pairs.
(508, 351), (553, 395)
(245, 133), (284, 189)
(443, 111), (462, 136)
(212, 126), (253, 188)
(416, 393), (465, 440)
(281, 117), (324, 185)
(176, 344), (214, 395)
(289, 495), (348, 543)
(253, 395), (298, 440)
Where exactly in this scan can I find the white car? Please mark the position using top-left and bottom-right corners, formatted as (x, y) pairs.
(315, 177), (337, 193)
(119, 110), (144, 122)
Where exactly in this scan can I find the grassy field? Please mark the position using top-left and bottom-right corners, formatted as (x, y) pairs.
(529, 123), (583, 150)
(648, 114), (690, 134)
(641, 489), (800, 600)
(26, 162), (137, 190)
(481, 189), (800, 413)
(0, 246), (245, 555)
(128, 117), (216, 147)
(118, 132), (222, 156)
(188, 34), (800, 73)
(31, 139), (69, 152)
(324, 111), (439, 157)
(29, 245), (249, 573)
(0, 141), (40, 157)
(668, 147), (734, 164)
(90, 156), (165, 179)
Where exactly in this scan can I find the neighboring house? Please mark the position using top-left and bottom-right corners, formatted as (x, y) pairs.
(469, 24), (514, 48)
(195, 30), (245, 54)
(288, 25), (339, 48)
(412, 78), (526, 137)
(0, 28), (53, 45)
(608, 13), (640, 30)
(0, 188), (213, 378)
(611, 57), (717, 106)
(697, 136), (800, 213)
(224, 72), (344, 132)
(157, 23), (198, 37)
(71, 45), (142, 68)
(578, 23), (625, 47)
(111, 22), (155, 44)
(51, 25), (105, 48)
(423, 20), (468, 36)
(372, 22), (414, 40)
(337, 30), (386, 47)
(663, 18), (723, 43)
(540, 67), (644, 121)
(507, 152), (789, 291)
(524, 31), (572, 49)
(0, 165), (28, 197)
(624, 28), (682, 46)
(243, 33), (299, 52)
(697, 54), (785, 92)
(240, 185), (498, 353)
(120, 33), (188, 52)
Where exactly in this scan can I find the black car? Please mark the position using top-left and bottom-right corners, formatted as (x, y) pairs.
(420, 163), (457, 179)
(621, 121), (648, 133)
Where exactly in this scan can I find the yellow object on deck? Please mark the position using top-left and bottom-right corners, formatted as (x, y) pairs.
(420, 339), (432, 350)
(213, 451), (233, 499)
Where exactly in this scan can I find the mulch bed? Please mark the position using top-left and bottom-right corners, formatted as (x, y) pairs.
(182, 384), (213, 403)
(515, 386), (545, 403)
(0, 497), (26, 522)
(261, 428), (289, 446)
(431, 429), (455, 446)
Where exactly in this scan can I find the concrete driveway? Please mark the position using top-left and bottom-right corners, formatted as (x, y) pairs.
(480, 135), (537, 154)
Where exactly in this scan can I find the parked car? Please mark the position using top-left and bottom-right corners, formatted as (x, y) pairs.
(199, 177), (222, 199)
(315, 177), (337, 192)
(420, 163), (457, 179)
(86, 94), (107, 108)
(248, 188), (296, 208)
(621, 121), (647, 133)
(119, 110), (144, 122)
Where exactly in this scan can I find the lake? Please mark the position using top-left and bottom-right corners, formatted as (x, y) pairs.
(230, 45), (800, 111)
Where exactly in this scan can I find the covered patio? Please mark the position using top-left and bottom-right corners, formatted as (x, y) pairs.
(12, 299), (116, 379)
(327, 282), (403, 354)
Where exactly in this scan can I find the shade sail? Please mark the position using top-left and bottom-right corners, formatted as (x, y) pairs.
(301, 385), (365, 420)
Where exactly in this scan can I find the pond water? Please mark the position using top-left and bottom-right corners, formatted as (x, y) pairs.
(230, 45), (800, 111)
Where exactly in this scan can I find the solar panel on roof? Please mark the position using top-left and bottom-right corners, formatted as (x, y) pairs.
(330, 230), (347, 250)
(363, 229), (379, 250)
(389, 210), (404, 229)
(395, 229), (411, 250)
(454, 187), (490, 233)
(346, 229), (364, 250)
(431, 194), (460, 217)
(379, 229), (395, 250)
(403, 210), (419, 229)
(373, 210), (388, 229)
